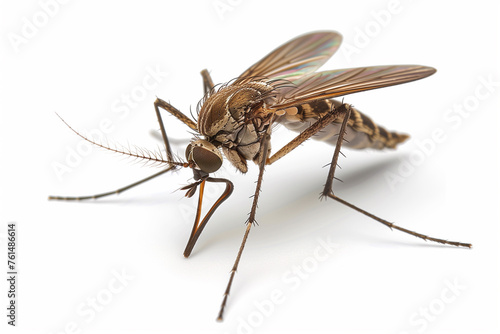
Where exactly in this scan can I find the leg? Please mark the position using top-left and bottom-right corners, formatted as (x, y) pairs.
(49, 110), (186, 202)
(321, 103), (351, 197)
(48, 166), (176, 201)
(154, 98), (197, 131)
(322, 105), (472, 248)
(267, 104), (340, 165)
(149, 130), (190, 146)
(154, 98), (197, 162)
(201, 69), (215, 95)
(217, 133), (271, 321)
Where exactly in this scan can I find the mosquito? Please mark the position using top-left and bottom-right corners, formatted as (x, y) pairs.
(49, 31), (472, 321)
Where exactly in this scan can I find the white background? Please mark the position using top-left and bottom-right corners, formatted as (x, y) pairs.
(1, 1), (499, 333)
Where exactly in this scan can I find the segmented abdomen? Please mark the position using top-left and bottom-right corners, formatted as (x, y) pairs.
(278, 99), (409, 149)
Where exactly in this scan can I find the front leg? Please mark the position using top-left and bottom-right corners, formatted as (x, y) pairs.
(154, 98), (197, 161)
(201, 69), (215, 95)
(217, 131), (272, 321)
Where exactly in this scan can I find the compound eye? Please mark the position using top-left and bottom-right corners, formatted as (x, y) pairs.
(193, 146), (222, 173)
(185, 140), (223, 173)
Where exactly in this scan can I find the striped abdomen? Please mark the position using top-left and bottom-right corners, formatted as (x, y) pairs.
(278, 99), (409, 150)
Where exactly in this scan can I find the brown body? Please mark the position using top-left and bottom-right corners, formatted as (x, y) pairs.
(280, 98), (409, 150)
(197, 81), (276, 173)
(197, 81), (408, 173)
(48, 31), (472, 322)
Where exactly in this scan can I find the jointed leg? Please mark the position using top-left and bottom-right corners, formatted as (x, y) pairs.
(48, 166), (176, 201)
(322, 105), (472, 248)
(50, 98), (192, 201)
(217, 133), (271, 321)
(201, 69), (215, 96)
(267, 104), (340, 166)
(321, 103), (351, 197)
(154, 98), (197, 131)
(327, 195), (472, 247)
(154, 99), (197, 162)
(149, 130), (190, 146)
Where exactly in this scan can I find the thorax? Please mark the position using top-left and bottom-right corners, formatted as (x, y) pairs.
(197, 82), (275, 171)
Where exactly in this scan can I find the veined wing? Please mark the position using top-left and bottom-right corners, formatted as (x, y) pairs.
(271, 65), (436, 110)
(235, 31), (342, 84)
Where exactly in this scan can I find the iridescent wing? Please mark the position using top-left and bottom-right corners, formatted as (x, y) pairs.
(235, 31), (342, 84)
(270, 65), (436, 110)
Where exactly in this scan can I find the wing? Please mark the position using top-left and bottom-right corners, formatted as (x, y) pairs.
(234, 31), (342, 84)
(270, 65), (436, 110)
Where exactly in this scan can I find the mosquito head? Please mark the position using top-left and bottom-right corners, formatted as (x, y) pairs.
(185, 139), (223, 174)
